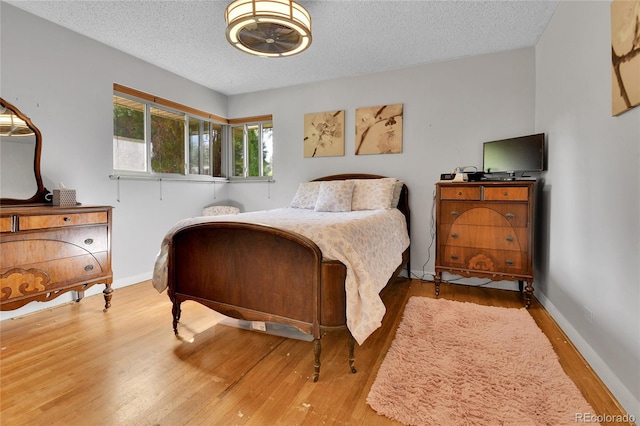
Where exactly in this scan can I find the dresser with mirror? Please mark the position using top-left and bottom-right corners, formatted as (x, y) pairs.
(1, 98), (113, 311)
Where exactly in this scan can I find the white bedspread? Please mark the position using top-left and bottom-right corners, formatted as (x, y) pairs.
(152, 207), (410, 345)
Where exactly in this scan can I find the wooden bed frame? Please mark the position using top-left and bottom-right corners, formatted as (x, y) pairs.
(167, 174), (410, 381)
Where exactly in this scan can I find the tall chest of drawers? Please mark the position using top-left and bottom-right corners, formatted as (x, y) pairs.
(434, 181), (536, 307)
(0, 205), (113, 311)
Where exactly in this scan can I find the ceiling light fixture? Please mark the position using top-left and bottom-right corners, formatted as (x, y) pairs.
(225, 0), (312, 58)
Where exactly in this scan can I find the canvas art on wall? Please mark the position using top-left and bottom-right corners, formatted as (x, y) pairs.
(611, 0), (640, 116)
(355, 104), (403, 155)
(303, 110), (345, 157)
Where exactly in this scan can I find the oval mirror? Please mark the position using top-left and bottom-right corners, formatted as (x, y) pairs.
(0, 98), (48, 205)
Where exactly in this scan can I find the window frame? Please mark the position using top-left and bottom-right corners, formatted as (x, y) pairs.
(113, 90), (228, 182)
(228, 120), (274, 182)
(112, 84), (273, 183)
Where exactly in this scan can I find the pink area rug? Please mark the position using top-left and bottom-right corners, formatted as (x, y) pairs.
(367, 297), (599, 425)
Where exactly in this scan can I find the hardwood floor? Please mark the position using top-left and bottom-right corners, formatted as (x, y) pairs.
(0, 279), (632, 425)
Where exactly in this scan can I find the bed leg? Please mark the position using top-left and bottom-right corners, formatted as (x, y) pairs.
(348, 333), (357, 374)
(172, 300), (181, 334)
(313, 339), (321, 382)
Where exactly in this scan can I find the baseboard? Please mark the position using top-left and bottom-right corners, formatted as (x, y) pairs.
(535, 291), (639, 420)
(111, 272), (153, 290)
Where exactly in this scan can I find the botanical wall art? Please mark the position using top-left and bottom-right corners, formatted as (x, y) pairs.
(611, 0), (640, 116)
(355, 104), (403, 155)
(303, 110), (345, 157)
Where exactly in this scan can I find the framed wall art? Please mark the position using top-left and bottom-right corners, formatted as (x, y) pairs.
(355, 104), (403, 155)
(611, 0), (640, 116)
(303, 110), (345, 157)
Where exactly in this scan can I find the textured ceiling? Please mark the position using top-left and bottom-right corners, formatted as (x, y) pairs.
(6, 0), (559, 96)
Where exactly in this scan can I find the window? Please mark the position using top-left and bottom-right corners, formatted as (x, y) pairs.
(230, 121), (273, 179)
(113, 85), (272, 182)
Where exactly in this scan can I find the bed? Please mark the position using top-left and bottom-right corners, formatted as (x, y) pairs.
(152, 174), (410, 381)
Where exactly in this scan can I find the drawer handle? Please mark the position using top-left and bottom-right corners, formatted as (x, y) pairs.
(451, 233), (459, 238)
(503, 191), (509, 196)
(505, 213), (515, 219)
(84, 238), (94, 245)
(63, 217), (72, 222)
(84, 265), (94, 272)
(505, 236), (514, 242)
(505, 260), (514, 266)
(457, 191), (463, 196)
(451, 211), (459, 217)
(450, 254), (459, 260)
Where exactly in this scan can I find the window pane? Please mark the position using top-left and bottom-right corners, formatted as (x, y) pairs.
(150, 107), (185, 174)
(232, 126), (244, 176)
(113, 96), (146, 171)
(262, 123), (273, 177)
(188, 117), (200, 175)
(247, 125), (260, 177)
(201, 121), (210, 175)
(188, 117), (222, 177)
(211, 123), (223, 177)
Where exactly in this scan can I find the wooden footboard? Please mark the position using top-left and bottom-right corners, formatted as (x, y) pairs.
(167, 174), (410, 381)
(169, 221), (351, 381)
(169, 222), (324, 338)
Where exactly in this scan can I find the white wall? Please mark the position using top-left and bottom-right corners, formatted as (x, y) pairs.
(535, 1), (640, 417)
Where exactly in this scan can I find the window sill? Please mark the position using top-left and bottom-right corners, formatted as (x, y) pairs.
(109, 174), (229, 183)
(228, 177), (275, 183)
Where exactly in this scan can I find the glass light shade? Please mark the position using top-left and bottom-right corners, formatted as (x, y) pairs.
(225, 0), (312, 57)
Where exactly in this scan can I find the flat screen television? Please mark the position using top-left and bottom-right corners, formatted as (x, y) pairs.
(482, 133), (545, 176)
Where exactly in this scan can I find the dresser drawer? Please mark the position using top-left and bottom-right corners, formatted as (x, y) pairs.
(484, 186), (529, 201)
(440, 186), (481, 200)
(439, 203), (529, 227)
(0, 229), (107, 267)
(0, 217), (12, 233)
(441, 224), (528, 251)
(18, 212), (108, 230)
(439, 247), (525, 273)
(438, 202), (478, 224)
(0, 252), (109, 302)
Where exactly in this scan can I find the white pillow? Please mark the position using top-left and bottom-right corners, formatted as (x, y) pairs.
(350, 178), (398, 210)
(202, 206), (240, 216)
(390, 180), (404, 208)
(314, 180), (355, 212)
(290, 181), (321, 209)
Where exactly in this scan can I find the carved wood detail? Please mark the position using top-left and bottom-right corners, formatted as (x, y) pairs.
(0, 267), (50, 301)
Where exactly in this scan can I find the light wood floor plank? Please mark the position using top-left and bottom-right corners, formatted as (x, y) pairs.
(0, 279), (631, 425)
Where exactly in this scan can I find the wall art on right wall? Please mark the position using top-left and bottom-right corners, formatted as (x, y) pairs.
(611, 0), (640, 116)
(355, 104), (403, 155)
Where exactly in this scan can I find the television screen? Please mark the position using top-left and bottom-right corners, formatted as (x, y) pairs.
(482, 133), (545, 174)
